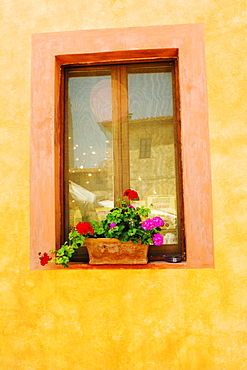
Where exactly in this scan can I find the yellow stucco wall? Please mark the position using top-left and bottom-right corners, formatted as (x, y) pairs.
(0, 0), (246, 369)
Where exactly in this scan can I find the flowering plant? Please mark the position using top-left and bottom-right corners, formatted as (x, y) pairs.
(39, 189), (165, 268)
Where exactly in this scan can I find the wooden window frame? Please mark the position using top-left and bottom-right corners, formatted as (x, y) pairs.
(64, 61), (183, 262)
(30, 24), (214, 269)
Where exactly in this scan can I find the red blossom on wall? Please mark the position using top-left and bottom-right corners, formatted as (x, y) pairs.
(38, 252), (52, 266)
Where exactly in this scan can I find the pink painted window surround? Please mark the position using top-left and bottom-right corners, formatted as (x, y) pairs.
(30, 24), (214, 270)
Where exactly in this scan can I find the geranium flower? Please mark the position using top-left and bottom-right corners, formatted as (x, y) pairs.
(39, 252), (52, 266)
(123, 189), (138, 200)
(129, 190), (138, 200)
(152, 233), (163, 246)
(152, 217), (164, 227)
(123, 189), (131, 197)
(142, 217), (165, 230)
(110, 222), (117, 229)
(76, 222), (94, 235)
(141, 219), (154, 230)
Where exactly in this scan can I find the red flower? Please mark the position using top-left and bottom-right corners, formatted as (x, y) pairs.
(129, 190), (138, 200)
(76, 222), (94, 235)
(123, 189), (138, 200)
(39, 252), (52, 266)
(123, 189), (131, 197)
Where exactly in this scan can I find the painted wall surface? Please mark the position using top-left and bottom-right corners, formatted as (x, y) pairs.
(0, 0), (246, 369)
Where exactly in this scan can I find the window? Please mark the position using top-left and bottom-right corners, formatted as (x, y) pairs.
(31, 24), (214, 269)
(140, 138), (152, 159)
(64, 62), (184, 262)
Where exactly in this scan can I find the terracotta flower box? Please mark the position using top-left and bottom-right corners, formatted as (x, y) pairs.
(85, 238), (149, 265)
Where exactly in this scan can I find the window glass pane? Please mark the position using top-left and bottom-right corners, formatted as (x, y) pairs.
(65, 63), (181, 257)
(65, 69), (113, 230)
(127, 66), (178, 247)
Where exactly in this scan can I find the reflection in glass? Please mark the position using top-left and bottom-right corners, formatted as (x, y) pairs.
(65, 64), (179, 248)
(128, 67), (178, 244)
(65, 70), (113, 230)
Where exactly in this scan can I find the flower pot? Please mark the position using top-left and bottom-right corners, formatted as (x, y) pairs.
(85, 238), (149, 265)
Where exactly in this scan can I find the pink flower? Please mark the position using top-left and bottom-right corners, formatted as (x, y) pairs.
(110, 222), (117, 229)
(152, 217), (164, 227)
(142, 217), (164, 230)
(128, 205), (134, 209)
(141, 219), (154, 230)
(152, 233), (163, 246)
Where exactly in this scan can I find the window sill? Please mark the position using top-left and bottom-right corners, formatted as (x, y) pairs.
(54, 261), (188, 269)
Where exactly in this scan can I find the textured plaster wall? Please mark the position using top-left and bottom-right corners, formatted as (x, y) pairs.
(0, 0), (246, 369)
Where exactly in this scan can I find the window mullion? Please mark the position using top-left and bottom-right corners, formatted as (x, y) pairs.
(112, 65), (130, 205)
(119, 66), (130, 196)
